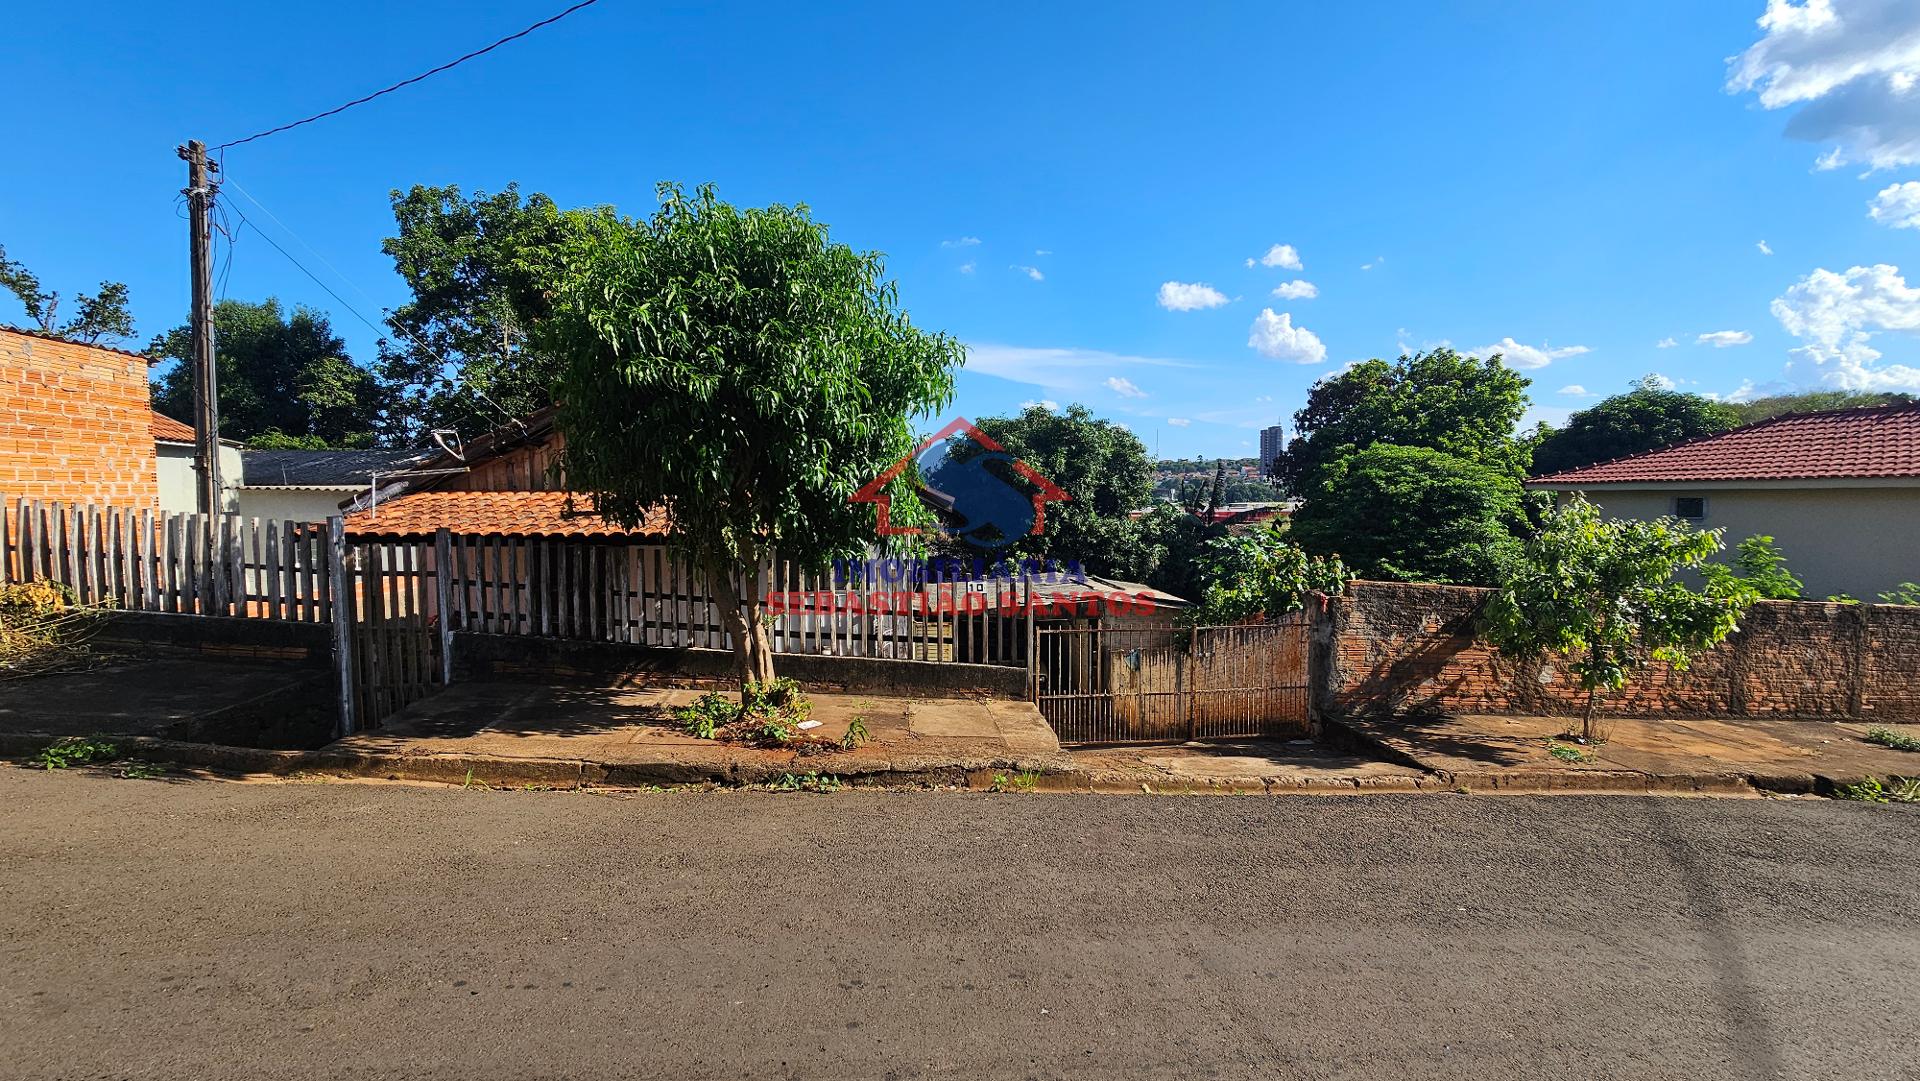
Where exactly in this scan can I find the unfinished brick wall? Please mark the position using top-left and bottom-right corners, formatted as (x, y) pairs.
(0, 328), (159, 506)
(1318, 580), (1920, 721)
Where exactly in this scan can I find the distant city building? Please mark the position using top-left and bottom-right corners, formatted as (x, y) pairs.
(1258, 424), (1286, 475)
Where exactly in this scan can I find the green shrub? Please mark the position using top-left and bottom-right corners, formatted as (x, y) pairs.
(32, 736), (119, 770)
(1863, 727), (1920, 753)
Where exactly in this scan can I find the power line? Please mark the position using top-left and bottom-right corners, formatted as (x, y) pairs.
(212, 0), (606, 151)
(218, 173), (531, 433)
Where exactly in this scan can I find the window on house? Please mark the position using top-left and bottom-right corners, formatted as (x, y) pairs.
(1673, 496), (1707, 520)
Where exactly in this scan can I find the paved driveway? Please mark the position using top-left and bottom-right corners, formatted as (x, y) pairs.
(2, 771), (1916, 1080)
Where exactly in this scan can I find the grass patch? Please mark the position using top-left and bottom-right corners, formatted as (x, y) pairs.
(31, 736), (119, 770)
(1863, 727), (1920, 753)
(115, 760), (168, 780)
(1545, 741), (1597, 765)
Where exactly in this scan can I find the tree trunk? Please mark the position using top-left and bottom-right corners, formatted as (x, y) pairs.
(712, 559), (777, 690)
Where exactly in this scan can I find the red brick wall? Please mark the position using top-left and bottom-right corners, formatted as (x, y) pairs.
(0, 328), (159, 507)
(1319, 580), (1920, 722)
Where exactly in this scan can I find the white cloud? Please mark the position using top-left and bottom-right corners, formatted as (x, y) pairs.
(957, 261), (975, 275)
(1019, 399), (1060, 412)
(1772, 262), (1920, 389)
(1247, 309), (1327, 364)
(1253, 244), (1303, 270)
(1011, 264), (1044, 281)
(1270, 279), (1318, 300)
(1104, 376), (1147, 398)
(941, 236), (981, 248)
(963, 344), (1197, 395)
(1758, 239), (1774, 255)
(1156, 281), (1229, 311)
(1655, 337), (1679, 348)
(1646, 373), (1680, 391)
(1727, 0), (1920, 172)
(1471, 336), (1592, 370)
(1034, 249), (1053, 256)
(1869, 181), (1920, 229)
(1558, 384), (1591, 396)
(1167, 417), (1192, 427)
(1697, 330), (1755, 347)
(1360, 256), (1385, 271)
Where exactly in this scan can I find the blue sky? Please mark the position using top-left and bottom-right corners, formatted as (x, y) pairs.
(5, 1), (1919, 458)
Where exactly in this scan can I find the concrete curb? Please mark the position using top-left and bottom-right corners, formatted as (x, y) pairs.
(1316, 717), (1876, 797)
(0, 732), (1066, 791)
(0, 729), (1885, 798)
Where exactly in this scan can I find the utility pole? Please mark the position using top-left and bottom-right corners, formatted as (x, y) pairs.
(178, 140), (222, 516)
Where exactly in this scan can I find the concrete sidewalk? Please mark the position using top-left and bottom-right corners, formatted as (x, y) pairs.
(326, 682), (1072, 788)
(1327, 712), (1920, 794)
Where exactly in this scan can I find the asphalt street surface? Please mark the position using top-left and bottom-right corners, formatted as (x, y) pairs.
(3, 769), (1917, 1080)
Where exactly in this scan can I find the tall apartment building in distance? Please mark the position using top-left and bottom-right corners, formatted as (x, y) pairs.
(1258, 423), (1286, 476)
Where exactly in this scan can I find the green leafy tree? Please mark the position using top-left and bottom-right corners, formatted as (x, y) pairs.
(540, 183), (962, 687)
(1135, 504), (1224, 601)
(1531, 376), (1741, 476)
(1483, 496), (1756, 738)
(376, 184), (609, 442)
(1289, 445), (1527, 585)
(0, 244), (135, 345)
(1187, 521), (1351, 626)
(1275, 348), (1532, 490)
(1704, 535), (1803, 600)
(972, 404), (1159, 580)
(1728, 389), (1914, 425)
(150, 298), (382, 448)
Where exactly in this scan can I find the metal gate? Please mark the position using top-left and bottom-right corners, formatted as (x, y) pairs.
(1030, 615), (1311, 743)
(331, 526), (447, 735)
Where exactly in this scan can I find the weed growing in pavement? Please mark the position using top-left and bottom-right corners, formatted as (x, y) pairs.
(1545, 741), (1596, 764)
(1833, 776), (1920, 803)
(841, 716), (871, 750)
(770, 771), (843, 793)
(115, 760), (167, 780)
(1863, 727), (1920, 753)
(31, 737), (119, 770)
(990, 770), (1040, 792)
(675, 679), (816, 747)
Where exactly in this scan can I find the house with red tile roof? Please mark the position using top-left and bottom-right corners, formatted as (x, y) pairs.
(1527, 404), (1920, 599)
(342, 406), (666, 540)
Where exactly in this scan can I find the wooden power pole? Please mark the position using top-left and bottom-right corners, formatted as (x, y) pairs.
(178, 140), (222, 515)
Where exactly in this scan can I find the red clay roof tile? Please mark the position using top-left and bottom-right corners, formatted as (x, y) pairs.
(150, 410), (195, 443)
(343, 490), (667, 538)
(1527, 404), (1920, 486)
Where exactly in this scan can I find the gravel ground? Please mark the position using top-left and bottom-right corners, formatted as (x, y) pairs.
(2, 769), (1916, 1081)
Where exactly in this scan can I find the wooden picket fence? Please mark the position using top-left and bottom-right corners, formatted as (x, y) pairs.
(439, 535), (1037, 665)
(1, 498), (334, 622)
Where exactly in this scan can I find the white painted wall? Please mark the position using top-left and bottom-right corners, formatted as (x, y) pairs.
(154, 442), (241, 514)
(234, 487), (355, 524)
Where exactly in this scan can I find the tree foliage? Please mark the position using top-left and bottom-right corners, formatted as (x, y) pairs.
(0, 244), (135, 345)
(1530, 376), (1740, 476)
(376, 184), (603, 442)
(1275, 348), (1532, 490)
(149, 298), (382, 448)
(1289, 445), (1527, 585)
(540, 183), (961, 686)
(1186, 522), (1351, 626)
(1704, 534), (1803, 601)
(972, 403), (1159, 580)
(1727, 389), (1914, 425)
(1482, 497), (1755, 737)
(1133, 504), (1223, 602)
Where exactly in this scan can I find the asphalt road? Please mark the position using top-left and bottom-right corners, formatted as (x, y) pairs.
(3, 770), (1917, 1081)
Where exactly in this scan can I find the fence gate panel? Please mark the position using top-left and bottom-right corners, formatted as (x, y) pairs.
(1032, 615), (1310, 744)
(336, 537), (443, 734)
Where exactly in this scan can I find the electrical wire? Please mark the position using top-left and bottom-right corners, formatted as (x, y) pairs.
(212, 0), (606, 151)
(218, 173), (531, 433)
